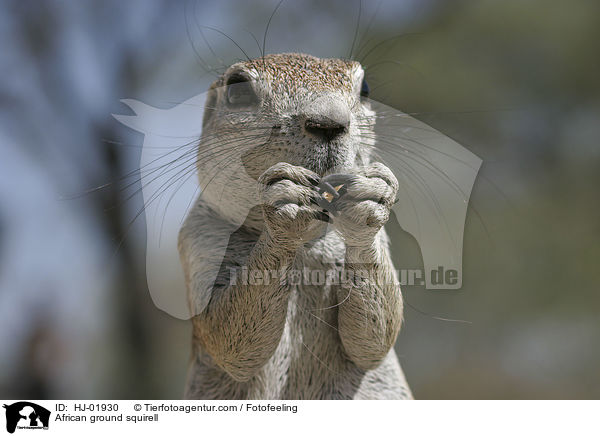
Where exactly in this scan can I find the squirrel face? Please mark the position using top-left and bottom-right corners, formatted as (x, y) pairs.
(197, 53), (375, 227)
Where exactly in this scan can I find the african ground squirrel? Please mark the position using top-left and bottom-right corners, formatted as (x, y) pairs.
(178, 53), (412, 399)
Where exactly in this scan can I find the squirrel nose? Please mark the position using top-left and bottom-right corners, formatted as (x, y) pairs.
(304, 115), (348, 141)
(301, 97), (350, 141)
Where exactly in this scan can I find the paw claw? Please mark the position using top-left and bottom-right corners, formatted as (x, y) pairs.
(313, 210), (331, 223)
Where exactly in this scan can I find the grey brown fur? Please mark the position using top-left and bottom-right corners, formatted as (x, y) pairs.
(178, 53), (412, 399)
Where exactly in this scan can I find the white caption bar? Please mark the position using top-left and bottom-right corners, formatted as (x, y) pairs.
(1, 400), (598, 435)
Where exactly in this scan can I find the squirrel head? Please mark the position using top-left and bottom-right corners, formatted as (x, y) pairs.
(198, 53), (375, 226)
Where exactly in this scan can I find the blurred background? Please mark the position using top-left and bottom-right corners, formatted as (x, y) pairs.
(0, 0), (598, 399)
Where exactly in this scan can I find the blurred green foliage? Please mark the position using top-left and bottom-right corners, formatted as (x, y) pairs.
(369, 0), (600, 398)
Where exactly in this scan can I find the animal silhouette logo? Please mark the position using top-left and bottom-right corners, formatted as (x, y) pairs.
(114, 87), (481, 319)
(3, 402), (50, 433)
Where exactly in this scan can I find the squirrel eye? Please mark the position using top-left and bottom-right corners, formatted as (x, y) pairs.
(226, 74), (258, 106)
(360, 78), (370, 98)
